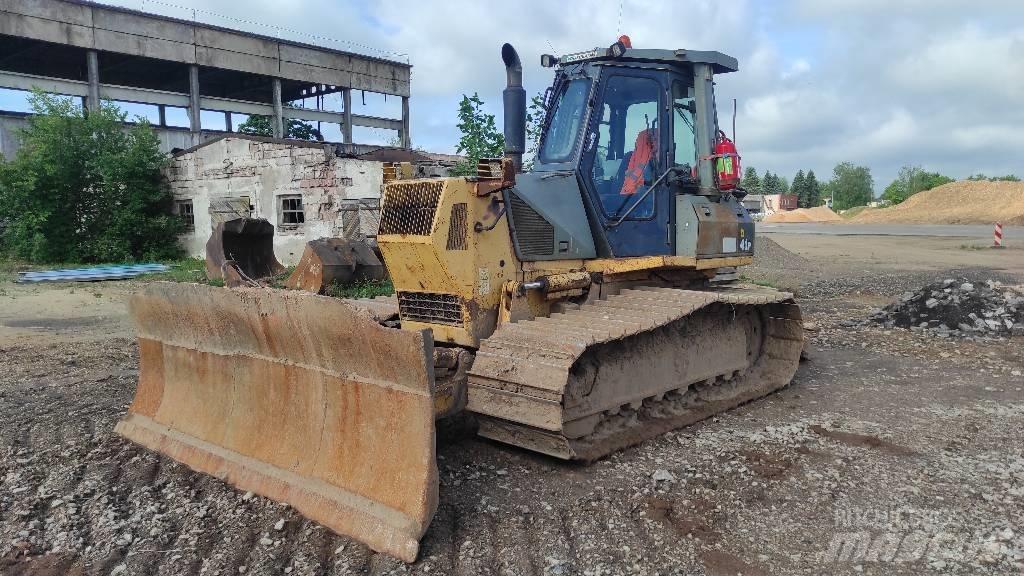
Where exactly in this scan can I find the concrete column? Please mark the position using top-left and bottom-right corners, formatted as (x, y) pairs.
(86, 50), (100, 114)
(401, 96), (410, 148)
(342, 88), (353, 144)
(157, 104), (167, 127)
(272, 78), (284, 139)
(224, 111), (232, 132)
(188, 65), (201, 146)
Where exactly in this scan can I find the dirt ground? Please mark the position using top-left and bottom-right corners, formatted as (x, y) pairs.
(1, 233), (1022, 575)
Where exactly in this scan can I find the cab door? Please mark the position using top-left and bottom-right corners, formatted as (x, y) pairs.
(580, 68), (672, 257)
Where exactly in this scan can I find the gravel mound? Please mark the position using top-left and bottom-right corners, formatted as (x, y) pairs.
(867, 277), (1024, 338)
(851, 180), (1024, 225)
(753, 237), (812, 270)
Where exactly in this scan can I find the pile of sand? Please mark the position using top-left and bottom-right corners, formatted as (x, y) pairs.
(763, 206), (842, 223)
(851, 180), (1024, 225)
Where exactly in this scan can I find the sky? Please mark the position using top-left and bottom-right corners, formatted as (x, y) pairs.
(3, 0), (1024, 191)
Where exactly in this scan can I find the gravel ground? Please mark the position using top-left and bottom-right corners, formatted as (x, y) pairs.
(1, 239), (1022, 575)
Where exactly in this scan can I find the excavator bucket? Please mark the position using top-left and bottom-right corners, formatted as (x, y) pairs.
(285, 238), (386, 294)
(114, 282), (438, 562)
(206, 218), (286, 286)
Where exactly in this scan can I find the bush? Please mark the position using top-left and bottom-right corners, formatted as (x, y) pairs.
(0, 91), (183, 263)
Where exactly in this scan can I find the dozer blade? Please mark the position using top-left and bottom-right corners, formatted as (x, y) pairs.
(115, 282), (437, 562)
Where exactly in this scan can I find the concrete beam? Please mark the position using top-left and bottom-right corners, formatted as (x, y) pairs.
(0, 70), (89, 97)
(0, 0), (411, 96)
(103, 85), (189, 108)
(0, 69), (400, 134)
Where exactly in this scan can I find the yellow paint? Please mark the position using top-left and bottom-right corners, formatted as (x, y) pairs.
(379, 177), (517, 348)
(380, 175), (752, 345)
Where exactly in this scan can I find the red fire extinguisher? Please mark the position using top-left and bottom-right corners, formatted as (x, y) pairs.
(713, 130), (741, 190)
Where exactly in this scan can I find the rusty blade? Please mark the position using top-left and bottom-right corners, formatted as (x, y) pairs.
(115, 282), (437, 562)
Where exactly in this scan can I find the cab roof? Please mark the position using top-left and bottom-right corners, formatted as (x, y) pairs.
(559, 47), (738, 74)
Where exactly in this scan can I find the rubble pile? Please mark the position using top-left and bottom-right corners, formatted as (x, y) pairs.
(868, 278), (1024, 338)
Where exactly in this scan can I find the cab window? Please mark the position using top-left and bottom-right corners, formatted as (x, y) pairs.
(539, 79), (590, 164)
(672, 80), (697, 169)
(589, 75), (660, 219)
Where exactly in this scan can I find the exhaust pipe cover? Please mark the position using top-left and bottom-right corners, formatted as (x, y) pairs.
(501, 43), (526, 172)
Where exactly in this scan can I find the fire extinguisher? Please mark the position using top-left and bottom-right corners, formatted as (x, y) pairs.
(713, 130), (741, 191)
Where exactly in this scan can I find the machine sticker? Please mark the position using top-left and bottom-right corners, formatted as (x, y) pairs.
(478, 267), (491, 295)
(738, 226), (752, 251)
(722, 237), (738, 253)
(560, 48), (604, 63)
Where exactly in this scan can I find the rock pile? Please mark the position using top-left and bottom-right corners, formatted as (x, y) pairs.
(868, 278), (1024, 338)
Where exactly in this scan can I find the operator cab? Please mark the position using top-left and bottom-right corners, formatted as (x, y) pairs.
(501, 38), (753, 262)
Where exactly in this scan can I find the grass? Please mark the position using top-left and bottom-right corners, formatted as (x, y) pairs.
(739, 274), (780, 289)
(325, 278), (394, 299)
(840, 205), (871, 219)
(137, 257), (208, 283)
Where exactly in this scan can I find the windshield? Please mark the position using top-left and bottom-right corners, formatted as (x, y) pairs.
(539, 78), (590, 164)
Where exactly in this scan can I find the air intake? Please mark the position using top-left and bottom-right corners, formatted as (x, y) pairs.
(509, 193), (554, 257)
(446, 203), (468, 250)
(398, 292), (464, 326)
(380, 181), (443, 236)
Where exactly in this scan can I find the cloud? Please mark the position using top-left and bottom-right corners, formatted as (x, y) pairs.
(92, 0), (1024, 189)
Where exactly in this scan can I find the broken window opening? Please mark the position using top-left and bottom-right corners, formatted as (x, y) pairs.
(176, 199), (195, 231)
(279, 195), (306, 230)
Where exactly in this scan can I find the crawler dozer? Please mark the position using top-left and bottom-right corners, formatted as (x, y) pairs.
(116, 38), (803, 562)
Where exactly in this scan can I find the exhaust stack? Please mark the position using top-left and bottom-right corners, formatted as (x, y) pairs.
(501, 43), (526, 172)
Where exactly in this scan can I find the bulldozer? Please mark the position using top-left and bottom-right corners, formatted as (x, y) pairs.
(115, 38), (803, 562)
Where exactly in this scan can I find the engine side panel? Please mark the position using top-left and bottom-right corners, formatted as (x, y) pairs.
(378, 177), (518, 347)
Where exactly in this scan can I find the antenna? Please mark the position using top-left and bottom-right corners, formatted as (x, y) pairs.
(732, 98), (737, 143)
(616, 0), (624, 37)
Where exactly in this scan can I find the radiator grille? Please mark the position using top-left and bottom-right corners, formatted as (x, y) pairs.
(446, 203), (468, 250)
(398, 292), (464, 326)
(509, 193), (554, 257)
(379, 181), (443, 236)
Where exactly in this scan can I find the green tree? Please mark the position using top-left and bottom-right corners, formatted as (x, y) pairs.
(791, 170), (808, 207)
(523, 93), (546, 171)
(0, 91), (182, 263)
(967, 173), (1020, 182)
(881, 165), (954, 205)
(805, 170), (822, 207)
(450, 93), (505, 176)
(829, 162), (874, 211)
(237, 115), (324, 141)
(762, 170), (785, 196)
(741, 166), (761, 194)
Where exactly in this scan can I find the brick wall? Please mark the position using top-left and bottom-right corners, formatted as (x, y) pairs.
(166, 138), (383, 265)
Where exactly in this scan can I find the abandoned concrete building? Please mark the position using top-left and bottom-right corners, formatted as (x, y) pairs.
(167, 135), (458, 264)
(0, 0), (413, 156)
(0, 0), (465, 262)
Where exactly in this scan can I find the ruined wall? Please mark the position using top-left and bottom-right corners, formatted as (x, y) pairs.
(165, 137), (382, 265)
